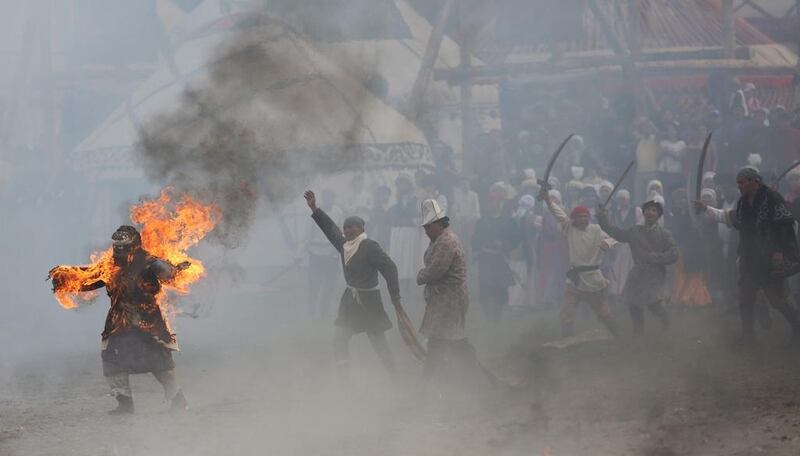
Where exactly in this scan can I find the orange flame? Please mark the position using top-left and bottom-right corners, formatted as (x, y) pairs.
(49, 189), (220, 322)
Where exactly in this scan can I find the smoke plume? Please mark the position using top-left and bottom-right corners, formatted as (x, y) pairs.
(136, 15), (372, 247)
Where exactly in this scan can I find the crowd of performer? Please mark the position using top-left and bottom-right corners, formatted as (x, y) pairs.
(48, 81), (800, 413)
(295, 89), (800, 352)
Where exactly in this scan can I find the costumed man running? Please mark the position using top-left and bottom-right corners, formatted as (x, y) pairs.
(416, 199), (479, 386)
(49, 226), (189, 415)
(304, 190), (400, 373)
(696, 167), (800, 345)
(597, 200), (678, 334)
(539, 187), (619, 338)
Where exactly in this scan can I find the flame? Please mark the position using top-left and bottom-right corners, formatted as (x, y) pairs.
(48, 249), (116, 309)
(49, 189), (220, 322)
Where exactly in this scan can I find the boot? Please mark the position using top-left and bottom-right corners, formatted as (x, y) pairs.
(561, 323), (575, 338)
(109, 395), (134, 415)
(170, 390), (189, 412)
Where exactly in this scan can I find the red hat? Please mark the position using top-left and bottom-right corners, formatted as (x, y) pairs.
(570, 205), (591, 218)
(488, 191), (505, 203)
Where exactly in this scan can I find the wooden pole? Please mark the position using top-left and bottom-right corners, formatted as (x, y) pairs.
(794, 1), (800, 110)
(458, 0), (474, 177)
(722, 0), (736, 59)
(407, 0), (456, 120)
(587, 0), (629, 56)
(626, 0), (644, 116)
(627, 0), (642, 56)
(434, 47), (754, 82)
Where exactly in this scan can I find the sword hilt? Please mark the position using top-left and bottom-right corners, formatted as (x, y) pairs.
(536, 179), (552, 201)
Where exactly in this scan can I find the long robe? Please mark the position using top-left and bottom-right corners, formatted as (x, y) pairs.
(417, 228), (469, 340)
(78, 250), (178, 376)
(598, 215), (679, 307)
(536, 212), (568, 306)
(608, 205), (641, 295)
(312, 208), (400, 334)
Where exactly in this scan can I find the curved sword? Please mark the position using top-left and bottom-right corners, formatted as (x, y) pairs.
(601, 160), (636, 209)
(694, 132), (713, 214)
(537, 133), (575, 193)
(773, 159), (800, 188)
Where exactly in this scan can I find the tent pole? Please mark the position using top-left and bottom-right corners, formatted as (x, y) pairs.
(458, 0), (474, 177)
(722, 0), (736, 59)
(407, 0), (456, 120)
(794, 1), (800, 110)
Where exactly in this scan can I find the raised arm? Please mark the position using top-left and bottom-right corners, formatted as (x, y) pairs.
(596, 208), (631, 243)
(539, 187), (569, 228)
(305, 191), (345, 253)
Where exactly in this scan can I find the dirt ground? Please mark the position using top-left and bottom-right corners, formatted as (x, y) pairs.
(3, 295), (800, 456)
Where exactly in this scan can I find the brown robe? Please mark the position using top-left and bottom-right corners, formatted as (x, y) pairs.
(417, 228), (469, 340)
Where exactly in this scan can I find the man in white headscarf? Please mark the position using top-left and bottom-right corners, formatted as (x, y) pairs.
(304, 190), (401, 373)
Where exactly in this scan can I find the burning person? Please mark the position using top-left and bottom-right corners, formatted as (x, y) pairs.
(598, 200), (678, 334)
(303, 190), (400, 373)
(48, 225), (190, 415)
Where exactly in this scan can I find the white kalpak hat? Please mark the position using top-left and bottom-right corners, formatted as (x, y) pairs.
(420, 198), (447, 226)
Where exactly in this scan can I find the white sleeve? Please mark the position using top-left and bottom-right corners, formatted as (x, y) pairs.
(705, 206), (732, 225)
(547, 199), (570, 229)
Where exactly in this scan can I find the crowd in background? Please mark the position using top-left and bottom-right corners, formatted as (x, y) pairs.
(299, 78), (800, 324)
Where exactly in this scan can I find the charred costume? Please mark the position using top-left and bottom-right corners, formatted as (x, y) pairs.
(705, 177), (800, 343)
(311, 208), (400, 371)
(598, 201), (678, 334)
(51, 226), (187, 414)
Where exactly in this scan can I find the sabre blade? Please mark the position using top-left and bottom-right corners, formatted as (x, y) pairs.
(694, 132), (713, 213)
(601, 160), (636, 209)
(538, 133), (576, 190)
(773, 159), (800, 188)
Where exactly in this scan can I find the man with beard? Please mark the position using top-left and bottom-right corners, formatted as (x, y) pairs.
(598, 200), (678, 334)
(697, 167), (800, 345)
(49, 226), (189, 414)
(416, 199), (477, 386)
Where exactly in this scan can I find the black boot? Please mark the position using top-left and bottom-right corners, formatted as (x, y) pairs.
(109, 395), (134, 415)
(170, 390), (188, 412)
